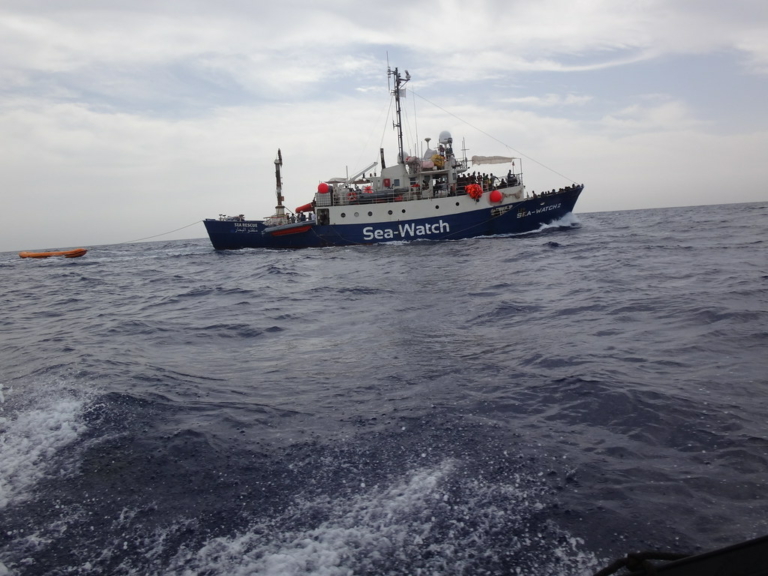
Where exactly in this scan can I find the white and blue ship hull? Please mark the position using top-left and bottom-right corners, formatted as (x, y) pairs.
(204, 185), (582, 250)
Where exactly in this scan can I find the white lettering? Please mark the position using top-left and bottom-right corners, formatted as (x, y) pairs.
(356, 220), (453, 240)
(517, 204), (561, 218)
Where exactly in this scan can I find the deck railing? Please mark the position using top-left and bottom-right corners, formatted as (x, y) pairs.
(313, 172), (525, 207)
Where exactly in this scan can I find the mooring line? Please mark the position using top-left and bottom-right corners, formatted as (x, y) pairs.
(123, 220), (204, 244)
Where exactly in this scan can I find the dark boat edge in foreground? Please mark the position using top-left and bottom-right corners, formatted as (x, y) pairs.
(594, 533), (768, 576)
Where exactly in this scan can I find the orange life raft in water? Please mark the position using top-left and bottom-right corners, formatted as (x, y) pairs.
(19, 248), (88, 259)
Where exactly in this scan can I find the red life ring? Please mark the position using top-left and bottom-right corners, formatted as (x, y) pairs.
(465, 183), (483, 200)
(347, 191), (358, 202)
(383, 178), (391, 187)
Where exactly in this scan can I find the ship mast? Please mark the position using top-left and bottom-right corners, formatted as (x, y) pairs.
(274, 148), (285, 219)
(388, 67), (410, 164)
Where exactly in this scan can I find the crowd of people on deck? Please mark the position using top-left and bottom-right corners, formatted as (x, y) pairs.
(457, 170), (520, 193)
(287, 211), (315, 224)
(529, 184), (580, 198)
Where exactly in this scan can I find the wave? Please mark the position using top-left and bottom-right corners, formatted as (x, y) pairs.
(166, 460), (600, 576)
(0, 380), (91, 510)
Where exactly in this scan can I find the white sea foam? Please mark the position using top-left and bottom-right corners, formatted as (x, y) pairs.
(171, 463), (449, 576)
(0, 383), (89, 510)
(538, 212), (581, 230)
(168, 460), (600, 576)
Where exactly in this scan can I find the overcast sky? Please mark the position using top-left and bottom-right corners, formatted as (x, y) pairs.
(1, 0), (767, 252)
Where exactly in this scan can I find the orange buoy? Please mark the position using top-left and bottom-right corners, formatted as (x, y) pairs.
(19, 248), (88, 259)
(489, 190), (503, 203)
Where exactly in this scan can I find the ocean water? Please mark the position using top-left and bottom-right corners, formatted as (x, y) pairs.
(1, 202), (766, 576)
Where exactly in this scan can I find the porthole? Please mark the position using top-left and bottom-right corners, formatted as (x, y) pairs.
(354, 212), (360, 217)
(455, 202), (460, 206)
(341, 213), (346, 218)
(368, 211), (373, 216)
(388, 210), (393, 215)
(402, 209), (406, 213)
(435, 205), (440, 209)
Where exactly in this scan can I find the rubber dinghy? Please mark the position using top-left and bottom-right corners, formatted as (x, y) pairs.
(19, 248), (88, 259)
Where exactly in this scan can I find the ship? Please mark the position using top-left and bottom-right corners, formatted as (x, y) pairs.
(204, 67), (584, 250)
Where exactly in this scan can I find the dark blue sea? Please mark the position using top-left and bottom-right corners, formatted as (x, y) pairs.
(1, 202), (767, 576)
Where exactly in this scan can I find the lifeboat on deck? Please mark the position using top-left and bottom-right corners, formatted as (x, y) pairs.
(19, 248), (88, 259)
(295, 202), (314, 213)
